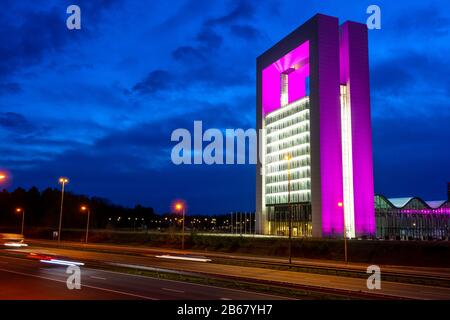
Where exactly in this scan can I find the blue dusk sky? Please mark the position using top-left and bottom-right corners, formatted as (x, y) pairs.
(0, 0), (449, 214)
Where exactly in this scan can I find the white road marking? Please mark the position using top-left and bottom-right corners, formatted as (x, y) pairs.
(90, 275), (107, 280)
(220, 297), (232, 300)
(162, 287), (184, 293)
(93, 268), (296, 300)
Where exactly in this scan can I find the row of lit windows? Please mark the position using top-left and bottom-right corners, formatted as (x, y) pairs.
(265, 161), (311, 175)
(266, 158), (310, 173)
(264, 97), (310, 126)
(266, 114), (310, 134)
(266, 143), (310, 159)
(266, 148), (310, 164)
(266, 122), (310, 144)
(265, 171), (310, 184)
(266, 180), (311, 194)
(266, 141), (310, 156)
(266, 191), (311, 205)
(266, 130), (310, 147)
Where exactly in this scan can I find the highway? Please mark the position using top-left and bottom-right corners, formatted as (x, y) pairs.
(2, 242), (450, 300)
(25, 239), (450, 279)
(0, 255), (288, 300)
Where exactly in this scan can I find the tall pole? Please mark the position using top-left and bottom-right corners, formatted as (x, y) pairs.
(21, 209), (25, 236)
(240, 212), (242, 236)
(287, 155), (292, 264)
(230, 212), (233, 234)
(182, 208), (185, 250)
(342, 202), (348, 263)
(244, 212), (247, 235)
(58, 180), (66, 242)
(85, 209), (91, 244)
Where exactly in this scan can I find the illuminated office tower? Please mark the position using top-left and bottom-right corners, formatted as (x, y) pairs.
(256, 14), (375, 238)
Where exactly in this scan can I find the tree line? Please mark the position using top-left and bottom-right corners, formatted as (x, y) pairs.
(0, 187), (155, 231)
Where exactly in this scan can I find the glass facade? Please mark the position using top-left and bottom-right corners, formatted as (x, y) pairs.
(263, 193), (450, 239)
(267, 203), (312, 237)
(375, 195), (450, 240)
(264, 96), (311, 206)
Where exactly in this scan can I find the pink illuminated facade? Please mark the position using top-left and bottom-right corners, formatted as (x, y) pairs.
(256, 14), (375, 238)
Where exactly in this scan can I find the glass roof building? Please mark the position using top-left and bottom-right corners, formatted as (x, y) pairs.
(375, 194), (450, 240)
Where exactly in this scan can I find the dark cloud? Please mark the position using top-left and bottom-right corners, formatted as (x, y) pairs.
(0, 112), (33, 133)
(171, 0), (256, 64)
(205, 0), (255, 26)
(229, 24), (261, 39)
(371, 51), (450, 96)
(392, 6), (450, 37)
(0, 0), (123, 79)
(172, 46), (205, 62)
(0, 6), (78, 79)
(0, 82), (22, 95)
(196, 28), (223, 48)
(132, 70), (172, 95)
(171, 25), (222, 63)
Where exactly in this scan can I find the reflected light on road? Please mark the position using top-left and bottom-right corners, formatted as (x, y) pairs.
(40, 259), (85, 266)
(155, 255), (211, 262)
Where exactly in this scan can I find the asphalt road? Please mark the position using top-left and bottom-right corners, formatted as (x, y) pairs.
(8, 246), (450, 300)
(3, 244), (450, 300)
(25, 239), (450, 279)
(0, 255), (289, 300)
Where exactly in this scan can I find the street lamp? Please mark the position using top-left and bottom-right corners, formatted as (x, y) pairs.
(58, 177), (69, 242)
(80, 205), (91, 244)
(284, 154), (293, 264)
(16, 208), (25, 235)
(338, 201), (348, 263)
(0, 171), (9, 184)
(175, 202), (186, 250)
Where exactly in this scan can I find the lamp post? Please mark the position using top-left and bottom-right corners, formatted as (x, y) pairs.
(80, 205), (91, 244)
(58, 177), (69, 242)
(339, 201), (348, 263)
(284, 154), (293, 264)
(16, 208), (25, 235)
(175, 202), (186, 250)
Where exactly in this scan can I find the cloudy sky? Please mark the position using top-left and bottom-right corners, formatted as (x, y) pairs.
(0, 0), (449, 214)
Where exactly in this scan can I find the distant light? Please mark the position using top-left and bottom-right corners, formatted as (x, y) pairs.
(0, 171), (9, 184)
(59, 177), (69, 184)
(338, 202), (343, 207)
